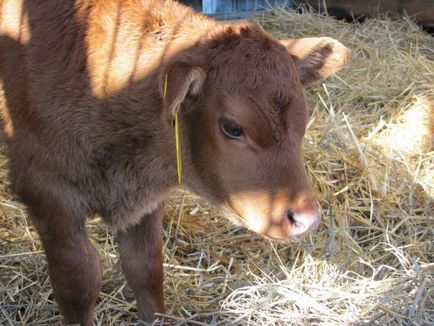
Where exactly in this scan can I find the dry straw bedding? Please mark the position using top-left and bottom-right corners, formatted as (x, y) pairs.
(0, 8), (433, 326)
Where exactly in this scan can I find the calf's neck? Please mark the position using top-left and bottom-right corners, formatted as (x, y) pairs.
(0, 0), (348, 324)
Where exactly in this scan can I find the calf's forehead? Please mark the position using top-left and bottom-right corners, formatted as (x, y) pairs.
(206, 33), (301, 105)
(199, 29), (310, 145)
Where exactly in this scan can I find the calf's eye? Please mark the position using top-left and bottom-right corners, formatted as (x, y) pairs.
(219, 119), (243, 139)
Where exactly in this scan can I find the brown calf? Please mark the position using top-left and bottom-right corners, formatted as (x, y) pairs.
(0, 0), (349, 324)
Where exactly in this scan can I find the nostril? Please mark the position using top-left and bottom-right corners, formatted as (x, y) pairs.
(286, 209), (296, 224)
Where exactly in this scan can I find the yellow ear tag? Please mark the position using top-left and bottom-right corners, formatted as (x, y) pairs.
(164, 74), (182, 185)
(174, 112), (182, 185)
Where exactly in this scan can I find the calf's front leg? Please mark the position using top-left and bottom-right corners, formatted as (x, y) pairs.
(116, 206), (165, 322)
(28, 195), (102, 326)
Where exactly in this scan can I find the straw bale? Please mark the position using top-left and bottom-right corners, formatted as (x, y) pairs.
(0, 7), (433, 325)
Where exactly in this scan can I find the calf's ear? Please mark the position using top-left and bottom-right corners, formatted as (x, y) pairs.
(160, 62), (206, 125)
(279, 37), (349, 87)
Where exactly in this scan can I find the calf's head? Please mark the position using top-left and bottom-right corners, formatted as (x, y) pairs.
(162, 26), (349, 241)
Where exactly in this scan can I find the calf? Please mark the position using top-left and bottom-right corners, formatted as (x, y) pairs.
(0, 0), (348, 324)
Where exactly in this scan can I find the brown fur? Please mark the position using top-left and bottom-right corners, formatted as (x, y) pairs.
(0, 0), (348, 324)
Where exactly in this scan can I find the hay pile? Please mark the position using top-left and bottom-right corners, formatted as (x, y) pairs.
(1, 7), (433, 325)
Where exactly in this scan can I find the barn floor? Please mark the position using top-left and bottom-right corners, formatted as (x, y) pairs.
(0, 8), (433, 326)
